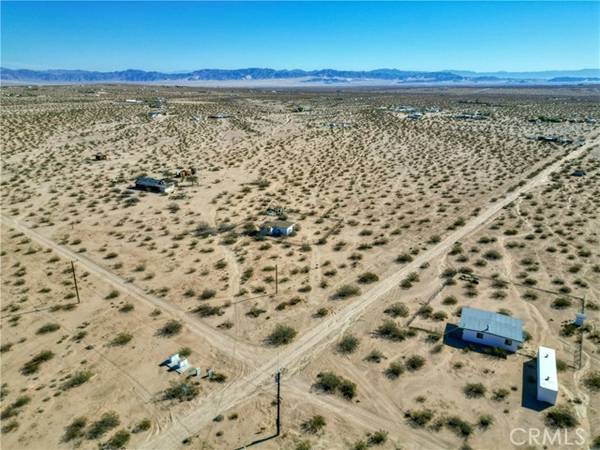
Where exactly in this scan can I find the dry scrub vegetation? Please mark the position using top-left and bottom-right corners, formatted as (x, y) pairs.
(1, 84), (599, 449)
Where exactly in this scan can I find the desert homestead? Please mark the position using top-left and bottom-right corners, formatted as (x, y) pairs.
(260, 220), (295, 237)
(134, 176), (175, 193)
(458, 307), (523, 352)
(536, 346), (558, 405)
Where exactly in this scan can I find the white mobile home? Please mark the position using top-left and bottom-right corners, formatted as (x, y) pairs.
(537, 346), (558, 405)
(458, 307), (523, 353)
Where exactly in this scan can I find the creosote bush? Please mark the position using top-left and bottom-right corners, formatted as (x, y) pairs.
(545, 405), (579, 429)
(163, 380), (200, 402)
(267, 324), (297, 346)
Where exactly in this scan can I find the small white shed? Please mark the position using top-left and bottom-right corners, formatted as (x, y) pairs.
(536, 346), (558, 405)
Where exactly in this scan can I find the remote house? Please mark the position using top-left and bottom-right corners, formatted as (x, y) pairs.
(135, 176), (175, 194)
(458, 307), (523, 352)
(260, 220), (295, 237)
(536, 346), (558, 405)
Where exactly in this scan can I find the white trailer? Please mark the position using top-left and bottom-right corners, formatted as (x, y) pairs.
(537, 346), (558, 405)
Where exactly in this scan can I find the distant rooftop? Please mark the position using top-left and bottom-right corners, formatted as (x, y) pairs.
(459, 307), (523, 342)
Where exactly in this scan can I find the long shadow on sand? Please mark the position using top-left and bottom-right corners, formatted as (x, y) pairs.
(521, 359), (552, 412)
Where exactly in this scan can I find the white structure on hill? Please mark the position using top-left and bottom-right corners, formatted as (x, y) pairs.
(537, 346), (558, 405)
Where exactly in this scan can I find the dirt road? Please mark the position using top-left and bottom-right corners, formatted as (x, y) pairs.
(137, 136), (597, 448)
(0, 215), (261, 367)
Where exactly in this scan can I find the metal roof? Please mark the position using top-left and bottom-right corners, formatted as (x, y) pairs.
(459, 307), (523, 342)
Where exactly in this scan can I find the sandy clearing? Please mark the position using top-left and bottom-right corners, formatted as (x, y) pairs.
(138, 132), (599, 449)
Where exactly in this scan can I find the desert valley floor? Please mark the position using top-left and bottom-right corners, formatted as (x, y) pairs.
(1, 85), (599, 450)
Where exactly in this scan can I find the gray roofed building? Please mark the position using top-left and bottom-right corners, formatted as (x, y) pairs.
(459, 307), (523, 342)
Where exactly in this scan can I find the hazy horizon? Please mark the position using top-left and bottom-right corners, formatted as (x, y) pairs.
(2, 1), (599, 73)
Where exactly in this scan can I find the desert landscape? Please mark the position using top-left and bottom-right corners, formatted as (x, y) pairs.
(1, 84), (599, 450)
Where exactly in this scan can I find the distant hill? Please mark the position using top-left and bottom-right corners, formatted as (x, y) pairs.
(1, 67), (599, 85)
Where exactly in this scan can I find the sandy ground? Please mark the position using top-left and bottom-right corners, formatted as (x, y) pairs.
(1, 85), (599, 450)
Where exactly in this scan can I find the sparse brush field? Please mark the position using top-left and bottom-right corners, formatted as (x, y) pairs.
(1, 84), (599, 449)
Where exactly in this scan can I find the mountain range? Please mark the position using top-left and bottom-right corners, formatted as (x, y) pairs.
(1, 67), (599, 85)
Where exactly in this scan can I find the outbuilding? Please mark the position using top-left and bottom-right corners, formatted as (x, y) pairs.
(135, 176), (175, 194)
(458, 307), (523, 352)
(260, 220), (295, 237)
(536, 346), (558, 405)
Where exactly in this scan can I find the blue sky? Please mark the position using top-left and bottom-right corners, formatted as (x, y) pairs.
(1, 1), (598, 72)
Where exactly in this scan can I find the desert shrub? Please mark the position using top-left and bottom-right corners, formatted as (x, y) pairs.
(158, 320), (182, 337)
(385, 361), (404, 379)
(63, 417), (87, 442)
(337, 335), (359, 354)
(395, 253), (413, 263)
(178, 347), (192, 358)
(464, 383), (486, 398)
(194, 304), (223, 317)
(478, 414), (494, 429)
(365, 349), (385, 363)
(384, 302), (409, 318)
(133, 418), (151, 433)
(101, 429), (130, 449)
(209, 372), (227, 383)
(552, 297), (572, 309)
(556, 359), (567, 372)
(432, 311), (447, 321)
(338, 379), (357, 399)
(400, 272), (419, 288)
(1, 420), (18, 433)
(492, 388), (509, 401)
(405, 355), (425, 371)
(105, 290), (120, 300)
(21, 350), (54, 375)
(162, 380), (199, 402)
(119, 303), (134, 313)
(36, 323), (60, 334)
(200, 289), (216, 300)
(267, 324), (297, 346)
(86, 411), (120, 439)
(446, 416), (473, 437)
(315, 372), (341, 393)
(62, 370), (93, 390)
(302, 415), (326, 434)
(315, 372), (356, 399)
(314, 307), (329, 317)
(1, 395), (31, 420)
(0, 343), (13, 353)
(352, 440), (368, 450)
(375, 320), (408, 341)
(110, 333), (132, 347)
(357, 272), (379, 284)
(367, 430), (388, 445)
(584, 371), (600, 391)
(295, 440), (312, 450)
(246, 306), (267, 318)
(545, 405), (579, 429)
(405, 409), (433, 427)
(333, 284), (360, 299)
(483, 249), (502, 260)
(442, 296), (457, 305)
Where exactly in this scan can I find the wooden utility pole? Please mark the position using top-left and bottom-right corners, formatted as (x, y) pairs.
(71, 261), (81, 304)
(275, 370), (281, 436)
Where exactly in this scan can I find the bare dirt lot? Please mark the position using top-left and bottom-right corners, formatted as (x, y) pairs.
(1, 85), (599, 450)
